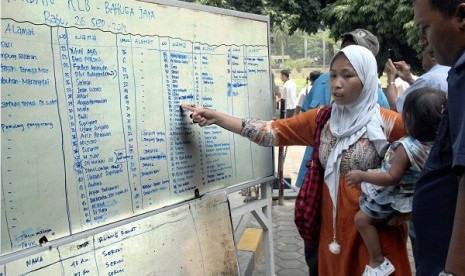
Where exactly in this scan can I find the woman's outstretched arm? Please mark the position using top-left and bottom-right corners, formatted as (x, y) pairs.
(181, 104), (318, 147)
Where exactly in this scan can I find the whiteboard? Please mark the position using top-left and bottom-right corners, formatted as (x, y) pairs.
(1, 0), (273, 255)
(0, 193), (239, 275)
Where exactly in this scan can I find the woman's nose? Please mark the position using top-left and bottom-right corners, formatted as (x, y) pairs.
(331, 77), (342, 89)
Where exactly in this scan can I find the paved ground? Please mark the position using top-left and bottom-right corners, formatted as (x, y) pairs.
(232, 145), (416, 276)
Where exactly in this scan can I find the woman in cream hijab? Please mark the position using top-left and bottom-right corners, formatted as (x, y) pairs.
(182, 45), (411, 275)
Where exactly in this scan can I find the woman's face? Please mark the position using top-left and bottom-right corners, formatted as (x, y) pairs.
(329, 54), (363, 105)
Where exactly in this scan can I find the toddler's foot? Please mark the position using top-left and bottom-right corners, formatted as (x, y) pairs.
(362, 257), (395, 276)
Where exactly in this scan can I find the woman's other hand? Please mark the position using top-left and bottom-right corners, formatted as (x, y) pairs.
(387, 212), (412, 226)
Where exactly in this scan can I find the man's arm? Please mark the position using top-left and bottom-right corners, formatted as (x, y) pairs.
(278, 83), (289, 106)
(445, 173), (465, 275)
(384, 59), (400, 111)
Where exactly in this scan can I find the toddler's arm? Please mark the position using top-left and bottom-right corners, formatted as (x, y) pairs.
(346, 144), (410, 187)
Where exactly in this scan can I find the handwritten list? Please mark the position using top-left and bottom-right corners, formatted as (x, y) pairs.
(1, 0), (273, 256)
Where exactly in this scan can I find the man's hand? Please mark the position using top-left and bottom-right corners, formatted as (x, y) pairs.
(392, 61), (416, 85)
(384, 59), (397, 82)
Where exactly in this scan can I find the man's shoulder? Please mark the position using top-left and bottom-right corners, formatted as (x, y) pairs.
(406, 65), (448, 87)
(428, 64), (450, 75)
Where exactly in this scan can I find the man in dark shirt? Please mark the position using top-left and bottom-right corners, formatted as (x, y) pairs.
(412, 0), (465, 275)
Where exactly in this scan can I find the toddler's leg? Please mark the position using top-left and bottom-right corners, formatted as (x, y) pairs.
(354, 210), (385, 268)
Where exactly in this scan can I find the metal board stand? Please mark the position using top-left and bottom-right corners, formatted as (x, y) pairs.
(227, 177), (275, 275)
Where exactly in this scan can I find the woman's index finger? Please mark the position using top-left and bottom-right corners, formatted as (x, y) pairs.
(180, 104), (196, 111)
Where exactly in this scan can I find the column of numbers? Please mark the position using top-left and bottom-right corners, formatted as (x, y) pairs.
(160, 38), (176, 194)
(193, 43), (205, 185)
(56, 28), (91, 226)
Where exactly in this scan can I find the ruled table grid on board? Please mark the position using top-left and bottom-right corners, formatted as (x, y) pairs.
(1, 17), (271, 254)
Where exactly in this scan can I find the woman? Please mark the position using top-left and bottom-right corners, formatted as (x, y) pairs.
(182, 45), (411, 275)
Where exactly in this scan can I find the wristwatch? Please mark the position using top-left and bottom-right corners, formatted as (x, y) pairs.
(438, 270), (454, 276)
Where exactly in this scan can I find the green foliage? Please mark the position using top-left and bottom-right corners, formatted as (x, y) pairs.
(321, 0), (421, 71)
(283, 58), (314, 72)
(186, 0), (422, 71)
(271, 30), (336, 68)
(188, 0), (326, 34)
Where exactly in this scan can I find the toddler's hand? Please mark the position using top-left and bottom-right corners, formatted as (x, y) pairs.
(345, 170), (363, 188)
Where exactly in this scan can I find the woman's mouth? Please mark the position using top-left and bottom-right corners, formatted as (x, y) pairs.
(333, 92), (343, 98)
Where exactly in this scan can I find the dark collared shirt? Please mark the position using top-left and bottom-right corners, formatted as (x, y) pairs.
(412, 50), (465, 275)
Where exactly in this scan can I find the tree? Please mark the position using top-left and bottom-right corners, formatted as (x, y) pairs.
(321, 0), (422, 72)
(270, 30), (335, 62)
(191, 0), (325, 34)
(186, 0), (423, 72)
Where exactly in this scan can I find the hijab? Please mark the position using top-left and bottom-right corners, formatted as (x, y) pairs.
(324, 45), (388, 252)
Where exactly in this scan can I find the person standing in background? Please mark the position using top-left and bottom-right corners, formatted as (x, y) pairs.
(272, 72), (281, 118)
(276, 69), (297, 118)
(412, 0), (465, 275)
(294, 70), (322, 116)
